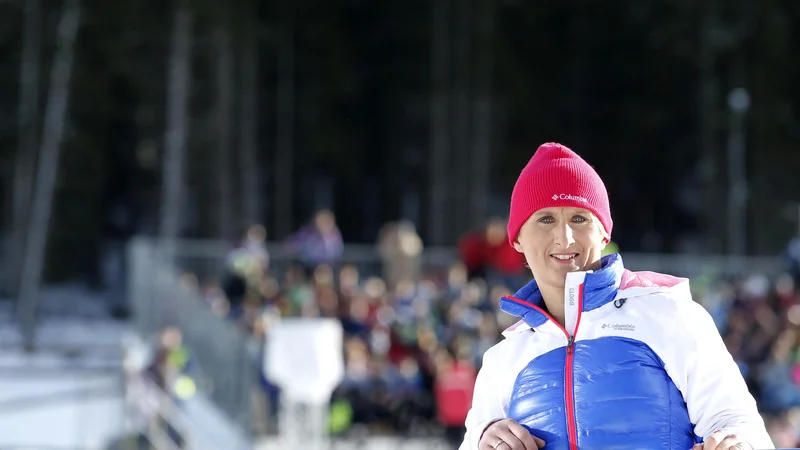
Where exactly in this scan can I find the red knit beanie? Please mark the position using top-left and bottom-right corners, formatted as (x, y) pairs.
(507, 143), (612, 246)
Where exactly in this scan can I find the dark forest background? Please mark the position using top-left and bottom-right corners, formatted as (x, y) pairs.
(1, 0), (800, 283)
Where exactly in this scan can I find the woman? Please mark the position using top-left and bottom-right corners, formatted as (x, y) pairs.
(459, 143), (774, 450)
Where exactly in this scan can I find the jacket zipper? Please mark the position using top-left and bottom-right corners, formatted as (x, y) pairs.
(503, 283), (584, 450)
(564, 282), (584, 450)
(565, 334), (578, 450)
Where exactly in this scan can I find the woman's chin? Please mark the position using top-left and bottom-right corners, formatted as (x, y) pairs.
(548, 259), (583, 273)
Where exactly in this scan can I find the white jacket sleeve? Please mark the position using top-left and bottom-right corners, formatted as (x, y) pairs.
(671, 296), (774, 449)
(459, 346), (508, 450)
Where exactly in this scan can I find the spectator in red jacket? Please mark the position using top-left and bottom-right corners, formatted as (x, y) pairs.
(435, 349), (478, 447)
(458, 218), (526, 288)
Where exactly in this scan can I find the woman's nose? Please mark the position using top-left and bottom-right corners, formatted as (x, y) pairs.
(553, 223), (575, 247)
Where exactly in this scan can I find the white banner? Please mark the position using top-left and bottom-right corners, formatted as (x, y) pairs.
(263, 318), (345, 403)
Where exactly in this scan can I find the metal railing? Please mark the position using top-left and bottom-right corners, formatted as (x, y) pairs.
(127, 238), (256, 440)
(618, 252), (786, 279)
(161, 237), (788, 285)
(168, 239), (459, 284)
(122, 333), (252, 450)
(0, 235), (11, 295)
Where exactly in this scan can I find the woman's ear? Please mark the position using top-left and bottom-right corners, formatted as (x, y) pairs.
(513, 239), (524, 253)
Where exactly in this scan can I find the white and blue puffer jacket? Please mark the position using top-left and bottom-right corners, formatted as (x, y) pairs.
(459, 254), (774, 450)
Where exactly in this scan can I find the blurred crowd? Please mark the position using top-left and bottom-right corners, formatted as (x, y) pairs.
(202, 210), (530, 446)
(151, 209), (800, 448)
(704, 272), (800, 448)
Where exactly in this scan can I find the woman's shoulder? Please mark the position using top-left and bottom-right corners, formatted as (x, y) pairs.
(617, 270), (708, 324)
(618, 269), (693, 303)
(618, 269), (689, 293)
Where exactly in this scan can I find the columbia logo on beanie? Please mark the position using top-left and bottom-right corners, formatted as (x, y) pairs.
(507, 143), (612, 246)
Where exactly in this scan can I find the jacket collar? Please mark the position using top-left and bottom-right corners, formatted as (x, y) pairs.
(499, 253), (624, 330)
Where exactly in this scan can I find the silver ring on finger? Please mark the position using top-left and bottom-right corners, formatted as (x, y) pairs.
(492, 439), (506, 450)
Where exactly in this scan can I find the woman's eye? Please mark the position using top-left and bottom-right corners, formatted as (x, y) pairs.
(538, 216), (554, 223)
(572, 216), (587, 223)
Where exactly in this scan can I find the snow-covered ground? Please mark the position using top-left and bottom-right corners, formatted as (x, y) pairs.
(0, 283), (129, 370)
(0, 283), (254, 449)
(0, 368), (124, 449)
(0, 282), (442, 450)
(0, 284), (128, 449)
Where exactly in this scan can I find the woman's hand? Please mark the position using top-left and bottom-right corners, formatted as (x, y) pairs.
(691, 431), (752, 450)
(479, 419), (546, 450)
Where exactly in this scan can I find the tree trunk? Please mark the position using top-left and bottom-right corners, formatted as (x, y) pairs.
(427, 0), (451, 245)
(452, 0), (473, 233)
(18, 0), (81, 351)
(569, 0), (589, 152)
(159, 3), (192, 249)
(9, 0), (42, 296)
(274, 4), (295, 238)
(725, 2), (752, 255)
(214, 25), (234, 240)
(698, 0), (722, 252)
(469, 0), (494, 227)
(238, 0), (260, 230)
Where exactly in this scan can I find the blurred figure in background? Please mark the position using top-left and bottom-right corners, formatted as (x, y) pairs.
(758, 330), (800, 414)
(222, 224), (269, 316)
(144, 326), (200, 448)
(243, 224), (270, 267)
(286, 209), (344, 276)
(377, 219), (424, 290)
(146, 326), (199, 402)
(434, 347), (477, 448)
(785, 232), (800, 286)
(458, 217), (526, 289)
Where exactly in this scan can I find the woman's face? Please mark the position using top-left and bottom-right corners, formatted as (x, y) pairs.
(513, 207), (607, 290)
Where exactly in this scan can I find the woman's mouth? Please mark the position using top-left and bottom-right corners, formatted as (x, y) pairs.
(550, 253), (579, 263)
